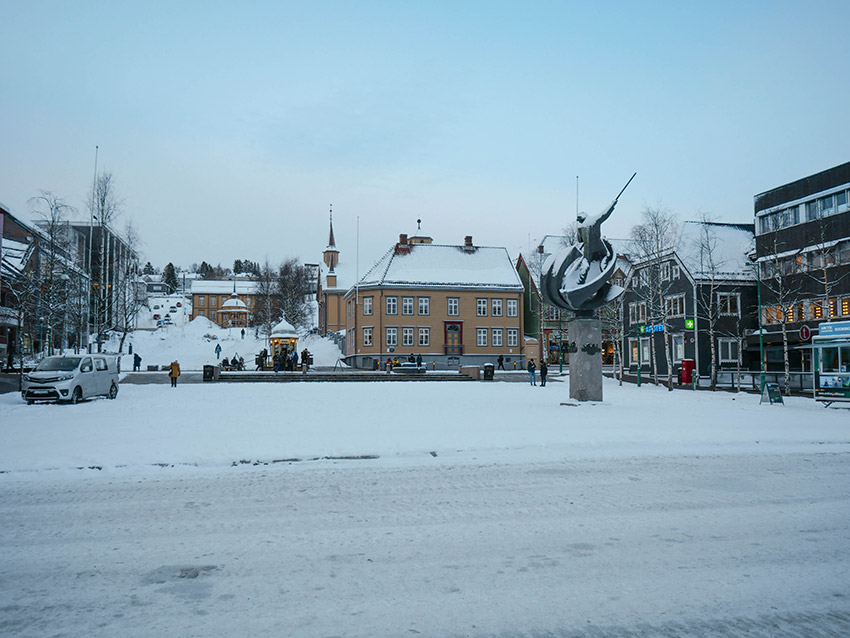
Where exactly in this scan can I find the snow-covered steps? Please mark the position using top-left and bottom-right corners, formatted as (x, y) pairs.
(216, 371), (476, 383)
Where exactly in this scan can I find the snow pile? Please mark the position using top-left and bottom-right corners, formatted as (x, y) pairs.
(105, 318), (342, 371)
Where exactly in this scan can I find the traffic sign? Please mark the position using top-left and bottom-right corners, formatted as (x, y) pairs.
(799, 325), (811, 341)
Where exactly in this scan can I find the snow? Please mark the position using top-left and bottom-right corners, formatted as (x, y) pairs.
(114, 317), (343, 371)
(358, 243), (524, 290)
(1, 378), (850, 636)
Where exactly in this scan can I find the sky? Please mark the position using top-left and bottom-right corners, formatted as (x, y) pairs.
(2, 0), (849, 273)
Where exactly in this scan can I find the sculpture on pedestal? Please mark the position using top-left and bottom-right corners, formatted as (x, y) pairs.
(541, 173), (635, 400)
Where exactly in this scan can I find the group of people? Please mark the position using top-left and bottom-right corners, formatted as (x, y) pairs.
(385, 353), (423, 371)
(268, 347), (311, 373)
(526, 358), (548, 387)
(221, 354), (245, 371)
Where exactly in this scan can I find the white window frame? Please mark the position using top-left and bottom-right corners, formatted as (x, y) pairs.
(661, 262), (671, 281)
(386, 327), (398, 347)
(718, 337), (739, 364)
(507, 328), (518, 347)
(386, 296), (397, 315)
(477, 298), (488, 316)
(362, 327), (373, 346)
(672, 333), (684, 362)
(491, 299), (503, 317)
(718, 292), (740, 317)
(418, 297), (430, 315)
(402, 327), (414, 347)
(363, 296), (373, 316)
(640, 337), (651, 364)
(665, 294), (686, 318)
(418, 327), (430, 347)
(672, 264), (680, 280)
(402, 296), (414, 315)
(476, 328), (488, 347)
(629, 338), (639, 365)
(492, 328), (503, 347)
(448, 297), (460, 316)
(506, 299), (518, 317)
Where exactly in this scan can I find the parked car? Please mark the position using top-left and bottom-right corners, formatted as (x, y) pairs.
(169, 306), (177, 312)
(176, 302), (182, 307)
(153, 314), (161, 320)
(22, 355), (120, 404)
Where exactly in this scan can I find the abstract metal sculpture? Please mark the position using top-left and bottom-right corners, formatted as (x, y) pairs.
(541, 173), (635, 315)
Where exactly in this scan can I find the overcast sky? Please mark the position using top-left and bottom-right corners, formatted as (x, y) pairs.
(2, 1), (849, 272)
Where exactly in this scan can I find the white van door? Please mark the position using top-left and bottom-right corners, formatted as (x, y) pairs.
(93, 357), (109, 396)
(79, 357), (96, 397)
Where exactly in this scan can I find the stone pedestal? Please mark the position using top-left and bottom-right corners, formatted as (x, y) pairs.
(569, 318), (603, 402)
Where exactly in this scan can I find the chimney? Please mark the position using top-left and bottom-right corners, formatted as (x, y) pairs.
(462, 235), (475, 253)
(395, 233), (411, 255)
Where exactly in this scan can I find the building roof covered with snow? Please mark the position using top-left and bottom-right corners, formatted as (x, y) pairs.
(677, 221), (756, 282)
(354, 234), (523, 292)
(270, 318), (298, 339)
(190, 279), (260, 295)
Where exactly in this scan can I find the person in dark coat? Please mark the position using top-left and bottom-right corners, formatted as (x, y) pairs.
(133, 353), (142, 372)
(301, 348), (310, 373)
(540, 361), (548, 387)
(527, 359), (537, 386)
(497, 354), (505, 370)
(416, 353), (423, 368)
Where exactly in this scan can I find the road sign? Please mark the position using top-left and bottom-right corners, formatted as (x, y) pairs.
(799, 325), (811, 341)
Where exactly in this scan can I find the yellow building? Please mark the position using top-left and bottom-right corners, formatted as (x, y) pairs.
(317, 215), (346, 335)
(190, 279), (258, 327)
(343, 233), (526, 369)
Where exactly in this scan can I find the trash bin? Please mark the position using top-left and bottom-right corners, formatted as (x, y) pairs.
(483, 363), (495, 381)
(680, 359), (695, 385)
(203, 365), (215, 382)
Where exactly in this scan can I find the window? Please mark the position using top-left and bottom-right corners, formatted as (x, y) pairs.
(363, 327), (373, 346)
(363, 297), (373, 316)
(811, 300), (823, 319)
(629, 302), (647, 323)
(418, 297), (430, 315)
(842, 297), (850, 316)
(829, 298), (838, 318)
(665, 294), (685, 318)
(418, 327), (430, 347)
(630, 338), (639, 365)
(386, 327), (398, 346)
(672, 265), (680, 280)
(386, 296), (397, 315)
(661, 262), (671, 281)
(507, 299), (518, 317)
(492, 328), (503, 347)
(718, 338), (739, 364)
(210, 310), (217, 320)
(447, 297), (460, 316)
(198, 310), (205, 317)
(477, 298), (488, 316)
(402, 327), (414, 346)
(640, 337), (651, 364)
(507, 328), (518, 347)
(94, 358), (107, 371)
(491, 299), (503, 316)
(476, 328), (488, 347)
(718, 293), (739, 317)
(672, 334), (684, 362)
(402, 296), (414, 315)
(209, 296), (217, 307)
(198, 296), (205, 306)
(821, 347), (839, 372)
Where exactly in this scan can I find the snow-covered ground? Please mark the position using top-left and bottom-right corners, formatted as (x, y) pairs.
(112, 315), (344, 372)
(2, 380), (849, 636)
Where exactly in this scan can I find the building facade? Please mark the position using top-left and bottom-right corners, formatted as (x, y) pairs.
(752, 161), (850, 372)
(190, 279), (259, 327)
(343, 234), (526, 369)
(622, 221), (758, 381)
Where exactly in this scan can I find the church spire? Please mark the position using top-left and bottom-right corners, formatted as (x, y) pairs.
(328, 205), (336, 248)
(323, 204), (339, 271)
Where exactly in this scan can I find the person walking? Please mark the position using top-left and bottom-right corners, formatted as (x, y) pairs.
(133, 353), (142, 372)
(273, 353), (280, 373)
(540, 360), (548, 387)
(497, 354), (505, 370)
(527, 359), (537, 386)
(386, 357), (393, 374)
(240, 328), (245, 339)
(301, 348), (310, 373)
(168, 360), (181, 387)
(215, 343), (221, 359)
(291, 349), (298, 371)
(416, 353), (423, 368)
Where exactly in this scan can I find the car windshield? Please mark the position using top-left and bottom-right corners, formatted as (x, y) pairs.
(35, 357), (81, 372)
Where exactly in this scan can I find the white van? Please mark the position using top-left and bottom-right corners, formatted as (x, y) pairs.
(22, 355), (120, 404)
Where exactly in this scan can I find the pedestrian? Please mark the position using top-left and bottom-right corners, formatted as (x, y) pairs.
(386, 357), (393, 374)
(527, 359), (537, 386)
(540, 360), (548, 387)
(408, 353), (415, 363)
(273, 353), (280, 373)
(222, 356), (230, 370)
(133, 352), (142, 372)
(301, 348), (310, 373)
(215, 343), (221, 359)
(497, 354), (505, 370)
(241, 328), (245, 339)
(291, 349), (298, 371)
(238, 356), (245, 370)
(168, 360), (181, 388)
(416, 353), (422, 368)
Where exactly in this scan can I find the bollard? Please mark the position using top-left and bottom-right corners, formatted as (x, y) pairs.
(637, 367), (641, 387)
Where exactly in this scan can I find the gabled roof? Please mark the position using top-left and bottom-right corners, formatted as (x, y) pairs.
(677, 221), (756, 282)
(190, 279), (260, 295)
(354, 243), (523, 292)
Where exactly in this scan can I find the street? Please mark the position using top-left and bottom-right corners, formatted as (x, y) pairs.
(2, 452), (848, 637)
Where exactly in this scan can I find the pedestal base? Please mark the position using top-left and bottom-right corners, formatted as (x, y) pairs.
(569, 318), (603, 402)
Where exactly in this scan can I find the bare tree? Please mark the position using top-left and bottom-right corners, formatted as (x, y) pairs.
(114, 221), (143, 354)
(29, 191), (76, 354)
(86, 172), (123, 350)
(276, 259), (313, 330)
(630, 204), (679, 390)
(689, 214), (724, 389)
(759, 236), (805, 394)
(253, 260), (280, 338)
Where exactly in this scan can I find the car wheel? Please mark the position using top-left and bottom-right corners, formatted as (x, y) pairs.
(108, 382), (118, 399)
(26, 399), (34, 405)
(70, 387), (82, 405)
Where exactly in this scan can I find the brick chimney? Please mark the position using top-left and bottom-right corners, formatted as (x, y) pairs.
(462, 235), (476, 253)
(395, 233), (411, 255)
